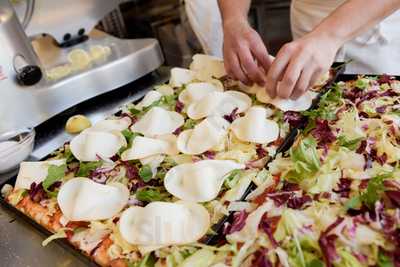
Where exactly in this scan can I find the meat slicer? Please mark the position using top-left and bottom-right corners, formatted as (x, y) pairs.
(0, 0), (163, 134)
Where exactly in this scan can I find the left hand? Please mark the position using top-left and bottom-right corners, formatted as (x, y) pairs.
(265, 32), (341, 99)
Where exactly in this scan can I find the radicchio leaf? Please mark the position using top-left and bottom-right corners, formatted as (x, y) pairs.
(223, 107), (239, 123)
(333, 178), (352, 198)
(175, 100), (184, 113)
(311, 119), (336, 147)
(227, 210), (248, 234)
(385, 190), (400, 208)
(259, 213), (280, 248)
(29, 182), (46, 203)
(318, 217), (344, 267)
(284, 111), (306, 128)
(251, 249), (273, 267)
(287, 195), (312, 209)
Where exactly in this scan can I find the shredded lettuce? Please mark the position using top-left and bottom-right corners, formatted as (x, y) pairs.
(42, 228), (69, 246)
(7, 189), (27, 206)
(285, 137), (320, 183)
(178, 248), (216, 267)
(336, 248), (363, 267)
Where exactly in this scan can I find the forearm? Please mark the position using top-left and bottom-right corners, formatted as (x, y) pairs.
(218, 0), (251, 25)
(312, 0), (400, 45)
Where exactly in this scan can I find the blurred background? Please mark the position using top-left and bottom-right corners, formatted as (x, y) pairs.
(101, 0), (292, 67)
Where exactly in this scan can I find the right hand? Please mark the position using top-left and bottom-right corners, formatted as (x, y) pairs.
(222, 18), (273, 86)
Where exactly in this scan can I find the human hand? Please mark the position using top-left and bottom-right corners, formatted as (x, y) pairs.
(265, 32), (341, 99)
(222, 18), (273, 86)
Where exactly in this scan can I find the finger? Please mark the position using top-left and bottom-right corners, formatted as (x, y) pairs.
(250, 38), (273, 73)
(225, 52), (250, 85)
(238, 46), (266, 86)
(277, 56), (304, 99)
(309, 67), (326, 89)
(290, 66), (314, 99)
(265, 47), (292, 98)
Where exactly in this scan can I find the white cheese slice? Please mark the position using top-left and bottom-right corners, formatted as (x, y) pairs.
(15, 159), (66, 189)
(169, 67), (196, 87)
(121, 134), (178, 160)
(189, 54), (226, 81)
(130, 107), (184, 137)
(256, 86), (318, 112)
(177, 116), (229, 155)
(164, 160), (245, 202)
(178, 82), (223, 106)
(119, 201), (210, 246)
(90, 117), (131, 132)
(155, 84), (175, 96)
(70, 130), (126, 162)
(135, 91), (162, 110)
(140, 154), (165, 178)
(57, 177), (129, 221)
(187, 91), (252, 120)
(230, 106), (280, 144)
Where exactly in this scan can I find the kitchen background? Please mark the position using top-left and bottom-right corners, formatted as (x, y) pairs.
(99, 0), (292, 67)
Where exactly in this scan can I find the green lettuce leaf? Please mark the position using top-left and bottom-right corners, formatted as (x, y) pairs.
(76, 161), (102, 177)
(139, 164), (153, 182)
(42, 164), (67, 197)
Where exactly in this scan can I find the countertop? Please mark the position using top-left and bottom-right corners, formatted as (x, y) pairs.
(0, 67), (169, 267)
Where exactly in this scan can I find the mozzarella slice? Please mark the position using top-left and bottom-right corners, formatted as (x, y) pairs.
(140, 154), (165, 178)
(58, 178), (129, 221)
(177, 116), (230, 155)
(15, 159), (66, 189)
(231, 106), (280, 144)
(156, 84), (175, 96)
(130, 107), (184, 137)
(90, 117), (131, 132)
(121, 135), (178, 160)
(70, 130), (126, 162)
(256, 86), (318, 112)
(187, 91), (252, 120)
(119, 201), (210, 246)
(169, 67), (196, 87)
(135, 91), (162, 110)
(178, 82), (222, 106)
(189, 54), (226, 81)
(164, 160), (245, 202)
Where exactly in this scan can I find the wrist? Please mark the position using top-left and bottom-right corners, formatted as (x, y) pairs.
(222, 14), (249, 30)
(307, 29), (344, 51)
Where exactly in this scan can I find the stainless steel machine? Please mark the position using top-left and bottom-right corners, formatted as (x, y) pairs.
(0, 0), (164, 134)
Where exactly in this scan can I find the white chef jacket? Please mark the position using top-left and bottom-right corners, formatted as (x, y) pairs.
(186, 0), (400, 74)
(292, 0), (400, 75)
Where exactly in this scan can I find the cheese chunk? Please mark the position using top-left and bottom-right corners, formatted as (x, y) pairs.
(121, 134), (178, 160)
(187, 91), (252, 120)
(189, 54), (226, 81)
(90, 117), (131, 132)
(135, 91), (162, 110)
(164, 160), (245, 202)
(178, 82), (223, 106)
(70, 130), (126, 161)
(130, 107), (184, 137)
(169, 67), (196, 87)
(231, 106), (280, 144)
(177, 116), (229, 155)
(256, 86), (318, 112)
(15, 159), (66, 189)
(119, 201), (210, 246)
(57, 178), (129, 221)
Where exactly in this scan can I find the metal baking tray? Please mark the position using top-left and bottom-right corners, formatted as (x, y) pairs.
(0, 64), (347, 263)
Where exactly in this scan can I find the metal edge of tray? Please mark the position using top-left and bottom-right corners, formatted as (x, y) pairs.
(203, 62), (347, 245)
(0, 69), (171, 266)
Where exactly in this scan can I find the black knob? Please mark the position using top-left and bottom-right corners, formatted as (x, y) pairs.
(16, 65), (42, 86)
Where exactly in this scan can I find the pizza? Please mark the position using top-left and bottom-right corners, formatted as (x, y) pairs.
(1, 54), (331, 267)
(219, 75), (400, 266)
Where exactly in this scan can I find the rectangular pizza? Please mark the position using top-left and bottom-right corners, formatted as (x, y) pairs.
(1, 54), (332, 267)
(218, 75), (400, 267)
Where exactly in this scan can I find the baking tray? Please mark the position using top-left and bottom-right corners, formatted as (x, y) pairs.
(0, 63), (347, 263)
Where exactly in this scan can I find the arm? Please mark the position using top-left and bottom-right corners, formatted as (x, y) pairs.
(266, 0), (400, 99)
(218, 0), (273, 86)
